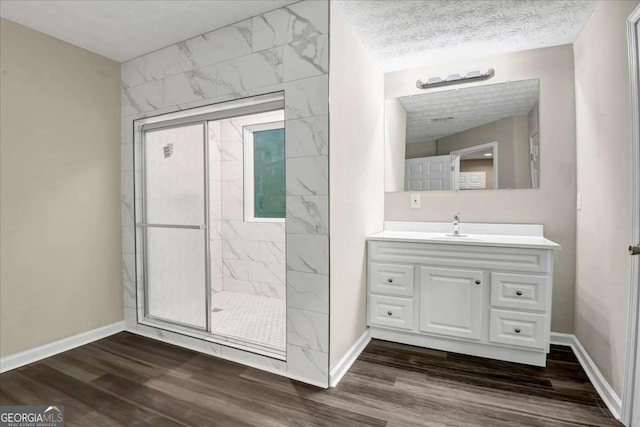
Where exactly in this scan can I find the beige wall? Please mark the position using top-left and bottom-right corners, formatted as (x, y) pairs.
(574, 0), (638, 396)
(385, 45), (577, 333)
(406, 140), (438, 159)
(0, 19), (122, 356)
(460, 159), (494, 189)
(329, 4), (385, 367)
(385, 98), (407, 191)
(436, 116), (524, 188)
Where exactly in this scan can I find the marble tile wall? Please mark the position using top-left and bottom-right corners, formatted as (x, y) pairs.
(210, 116), (286, 300)
(121, 0), (330, 387)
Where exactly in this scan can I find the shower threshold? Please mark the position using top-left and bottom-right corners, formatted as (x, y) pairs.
(138, 291), (286, 361)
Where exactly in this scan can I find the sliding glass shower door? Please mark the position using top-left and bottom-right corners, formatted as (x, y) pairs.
(141, 123), (209, 330)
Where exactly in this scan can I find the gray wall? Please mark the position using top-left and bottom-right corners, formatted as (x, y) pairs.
(0, 19), (122, 356)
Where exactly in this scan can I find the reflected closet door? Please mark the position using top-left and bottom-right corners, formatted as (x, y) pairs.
(141, 123), (208, 330)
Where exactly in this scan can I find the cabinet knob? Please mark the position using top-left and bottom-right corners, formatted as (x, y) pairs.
(475, 280), (481, 285)
(387, 311), (393, 316)
(516, 291), (523, 296)
(387, 278), (393, 283)
(515, 328), (521, 334)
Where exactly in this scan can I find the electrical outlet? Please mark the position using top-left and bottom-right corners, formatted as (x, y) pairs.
(411, 193), (421, 209)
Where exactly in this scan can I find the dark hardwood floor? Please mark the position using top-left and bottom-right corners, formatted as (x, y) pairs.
(0, 332), (621, 426)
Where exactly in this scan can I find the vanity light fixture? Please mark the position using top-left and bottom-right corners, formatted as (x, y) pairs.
(416, 68), (495, 89)
(484, 153), (492, 157)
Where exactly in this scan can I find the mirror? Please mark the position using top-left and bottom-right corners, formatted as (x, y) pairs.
(385, 79), (540, 191)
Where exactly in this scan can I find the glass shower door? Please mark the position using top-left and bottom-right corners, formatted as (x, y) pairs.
(141, 123), (208, 330)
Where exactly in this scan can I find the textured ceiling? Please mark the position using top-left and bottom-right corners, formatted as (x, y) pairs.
(400, 79), (539, 143)
(0, 0), (296, 62)
(337, 0), (597, 72)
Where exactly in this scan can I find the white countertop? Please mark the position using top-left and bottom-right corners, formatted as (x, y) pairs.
(367, 221), (561, 250)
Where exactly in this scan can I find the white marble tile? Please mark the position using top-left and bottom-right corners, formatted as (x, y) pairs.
(217, 47), (283, 96)
(143, 42), (194, 81)
(250, 261), (285, 285)
(210, 180), (222, 202)
(222, 259), (251, 281)
(123, 254), (138, 283)
(222, 160), (243, 181)
(122, 80), (163, 115)
(121, 56), (147, 88)
(210, 201), (222, 221)
(122, 226), (136, 254)
(121, 171), (135, 199)
(211, 278), (224, 293)
(284, 34), (328, 81)
(286, 344), (328, 386)
(287, 308), (328, 352)
(258, 222), (286, 242)
(260, 241), (285, 264)
(285, 115), (327, 158)
(121, 197), (135, 227)
(284, 75), (329, 120)
(287, 271), (328, 314)
(286, 195), (328, 235)
(220, 140), (243, 162)
(222, 200), (244, 220)
(221, 180), (243, 201)
(220, 119), (243, 141)
(124, 307), (138, 329)
(219, 344), (287, 372)
(211, 259), (223, 281)
(260, 282), (286, 299)
(187, 20), (252, 68)
(222, 239), (260, 261)
(163, 65), (216, 107)
(121, 144), (134, 172)
(223, 278), (261, 295)
(286, 234), (328, 275)
(253, 0), (328, 51)
(286, 156), (328, 196)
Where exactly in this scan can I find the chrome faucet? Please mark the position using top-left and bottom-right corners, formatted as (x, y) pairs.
(453, 212), (461, 236)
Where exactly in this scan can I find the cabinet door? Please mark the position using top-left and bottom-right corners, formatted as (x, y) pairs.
(420, 267), (483, 340)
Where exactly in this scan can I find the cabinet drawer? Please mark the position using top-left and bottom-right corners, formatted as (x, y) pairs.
(369, 263), (414, 297)
(368, 240), (549, 273)
(369, 295), (414, 330)
(489, 309), (547, 350)
(490, 273), (549, 311)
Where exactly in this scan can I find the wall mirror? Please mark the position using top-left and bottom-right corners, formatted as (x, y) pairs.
(385, 78), (540, 192)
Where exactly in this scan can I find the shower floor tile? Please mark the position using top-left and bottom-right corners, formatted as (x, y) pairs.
(210, 291), (285, 353)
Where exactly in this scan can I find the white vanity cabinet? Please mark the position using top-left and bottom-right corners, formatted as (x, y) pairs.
(367, 222), (560, 367)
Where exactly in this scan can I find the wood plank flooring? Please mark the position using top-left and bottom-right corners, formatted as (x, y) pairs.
(0, 332), (621, 426)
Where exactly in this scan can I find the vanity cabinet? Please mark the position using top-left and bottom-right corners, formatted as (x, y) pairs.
(367, 227), (559, 367)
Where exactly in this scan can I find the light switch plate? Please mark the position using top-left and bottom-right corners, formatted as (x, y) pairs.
(411, 193), (421, 209)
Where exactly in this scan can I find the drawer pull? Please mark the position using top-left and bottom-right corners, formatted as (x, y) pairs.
(387, 278), (393, 283)
(475, 280), (481, 285)
(515, 328), (521, 334)
(516, 291), (523, 296)
(387, 311), (393, 316)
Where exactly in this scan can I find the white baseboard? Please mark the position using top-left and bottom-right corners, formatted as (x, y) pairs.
(0, 321), (125, 373)
(550, 332), (622, 420)
(329, 329), (371, 387)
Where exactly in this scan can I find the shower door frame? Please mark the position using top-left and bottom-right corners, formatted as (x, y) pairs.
(139, 120), (212, 333)
(135, 92), (286, 339)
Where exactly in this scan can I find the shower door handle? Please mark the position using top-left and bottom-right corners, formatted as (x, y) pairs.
(137, 223), (206, 230)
